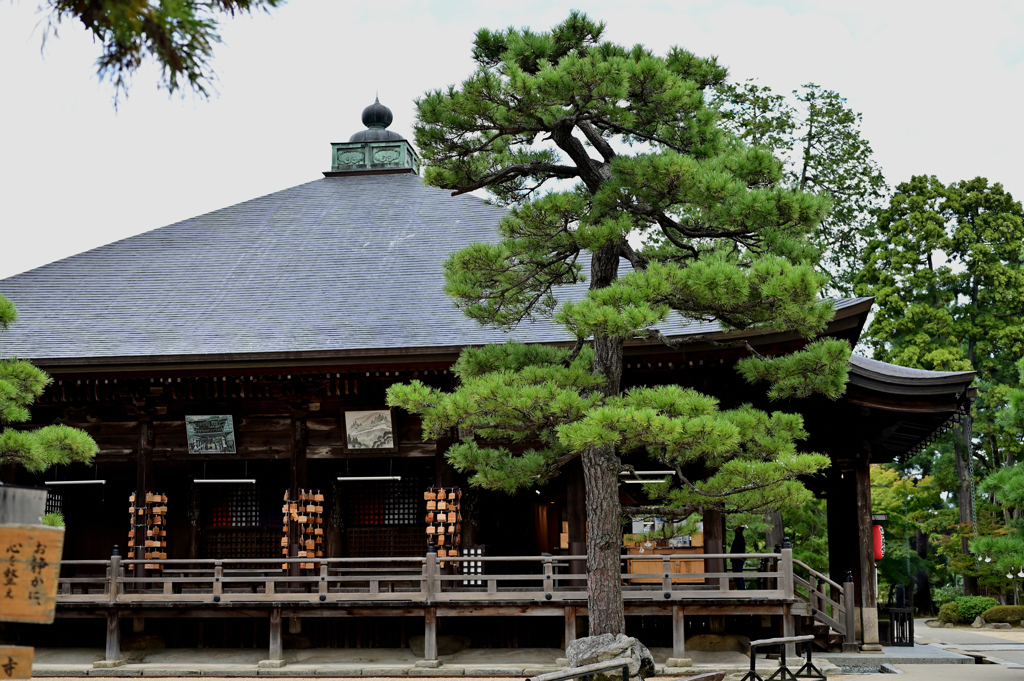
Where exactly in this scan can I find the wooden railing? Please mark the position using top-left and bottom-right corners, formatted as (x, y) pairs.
(792, 558), (857, 652)
(56, 550), (797, 606)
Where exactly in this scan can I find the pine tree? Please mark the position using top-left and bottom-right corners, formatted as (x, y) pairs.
(1, 294), (97, 474)
(388, 13), (851, 634)
(37, 0), (284, 100)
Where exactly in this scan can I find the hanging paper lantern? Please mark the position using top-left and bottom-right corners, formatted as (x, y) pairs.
(873, 524), (885, 560)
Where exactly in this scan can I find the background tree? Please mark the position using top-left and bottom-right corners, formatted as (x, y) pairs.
(36, 0), (284, 100)
(388, 13), (851, 635)
(1, 294), (97, 475)
(856, 175), (1024, 594)
(715, 80), (888, 294)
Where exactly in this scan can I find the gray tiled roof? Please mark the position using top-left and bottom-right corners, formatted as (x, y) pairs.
(0, 172), (870, 364)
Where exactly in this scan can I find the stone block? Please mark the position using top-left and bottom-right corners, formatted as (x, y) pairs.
(408, 666), (462, 676)
(666, 658), (692, 667)
(93, 660), (127, 669)
(414, 659), (443, 668)
(359, 667), (409, 676)
(258, 659), (287, 668)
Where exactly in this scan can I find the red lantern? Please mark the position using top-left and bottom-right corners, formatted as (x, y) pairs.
(873, 524), (885, 560)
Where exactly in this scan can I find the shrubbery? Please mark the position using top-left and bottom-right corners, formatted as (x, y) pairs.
(936, 597), (1001, 624)
(938, 602), (960, 623)
(932, 585), (963, 609)
(981, 605), (1024, 624)
(955, 596), (1001, 623)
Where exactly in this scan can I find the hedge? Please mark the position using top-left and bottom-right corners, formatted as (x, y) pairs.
(955, 596), (1001, 623)
(981, 605), (1024, 624)
(938, 602), (959, 623)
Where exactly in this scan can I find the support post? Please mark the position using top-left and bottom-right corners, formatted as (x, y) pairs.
(269, 608), (283, 661)
(855, 457), (881, 652)
(107, 552), (120, 603)
(288, 416), (308, 578)
(703, 508), (724, 589)
(105, 611), (121, 662)
(672, 605), (686, 660)
(135, 419), (153, 582)
(564, 606), (577, 649)
(843, 571), (858, 653)
(424, 606), (438, 661)
(566, 458), (587, 587)
(781, 541), (796, 659)
(782, 604), (796, 660)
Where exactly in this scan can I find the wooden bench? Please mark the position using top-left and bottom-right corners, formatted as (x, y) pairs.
(740, 634), (824, 681)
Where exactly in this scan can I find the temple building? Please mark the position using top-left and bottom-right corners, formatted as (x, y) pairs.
(0, 100), (974, 663)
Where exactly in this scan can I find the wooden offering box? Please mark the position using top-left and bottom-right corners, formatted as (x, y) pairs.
(625, 545), (704, 584)
(424, 487), (461, 567)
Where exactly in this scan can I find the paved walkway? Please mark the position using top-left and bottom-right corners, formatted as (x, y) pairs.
(30, 646), (784, 677)
(915, 618), (1024, 666)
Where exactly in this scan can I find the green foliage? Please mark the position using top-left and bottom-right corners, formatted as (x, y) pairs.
(41, 512), (65, 528)
(981, 605), (1024, 624)
(932, 585), (963, 609)
(715, 80), (887, 294)
(0, 294), (98, 473)
(395, 14), (851, 631)
(857, 175), (1024, 591)
(856, 176), (1024, 375)
(40, 0), (284, 100)
(954, 596), (1000, 623)
(937, 601), (959, 623)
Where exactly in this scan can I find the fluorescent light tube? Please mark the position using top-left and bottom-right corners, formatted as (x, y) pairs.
(193, 479), (256, 484)
(620, 471), (674, 475)
(336, 476), (401, 481)
(45, 480), (106, 486)
(622, 479), (670, 484)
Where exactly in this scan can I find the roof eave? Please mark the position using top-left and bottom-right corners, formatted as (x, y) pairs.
(29, 298), (875, 376)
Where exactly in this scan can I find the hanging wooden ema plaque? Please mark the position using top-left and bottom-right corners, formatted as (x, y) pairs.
(424, 487), (461, 567)
(0, 524), (64, 624)
(0, 645), (33, 679)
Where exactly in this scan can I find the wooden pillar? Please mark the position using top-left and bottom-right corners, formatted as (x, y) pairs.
(566, 458), (587, 583)
(105, 611), (121, 661)
(564, 606), (577, 649)
(855, 456), (881, 650)
(424, 606), (438, 660)
(434, 433), (456, 488)
(826, 465), (859, 608)
(269, 608), (283, 660)
(135, 418), (153, 578)
(703, 508), (724, 588)
(288, 417), (308, 577)
(672, 605), (686, 659)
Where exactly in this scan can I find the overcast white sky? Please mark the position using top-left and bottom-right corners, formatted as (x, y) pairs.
(1, 0), (1022, 281)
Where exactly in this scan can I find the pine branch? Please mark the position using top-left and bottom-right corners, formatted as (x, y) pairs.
(449, 162), (581, 196)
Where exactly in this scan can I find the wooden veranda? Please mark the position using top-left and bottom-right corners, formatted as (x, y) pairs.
(56, 548), (856, 663)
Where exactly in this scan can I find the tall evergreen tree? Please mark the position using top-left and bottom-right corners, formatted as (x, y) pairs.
(388, 13), (851, 634)
(0, 294), (98, 475)
(715, 80), (887, 294)
(856, 175), (1024, 594)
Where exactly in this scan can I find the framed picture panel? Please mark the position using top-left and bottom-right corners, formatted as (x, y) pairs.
(342, 408), (399, 453)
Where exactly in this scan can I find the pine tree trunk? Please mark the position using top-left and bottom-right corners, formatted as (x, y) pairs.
(953, 419), (978, 596)
(583, 244), (626, 635)
(583, 440), (625, 635)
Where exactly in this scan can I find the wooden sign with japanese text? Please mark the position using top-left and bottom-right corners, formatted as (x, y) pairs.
(0, 524), (65, 624)
(0, 646), (33, 679)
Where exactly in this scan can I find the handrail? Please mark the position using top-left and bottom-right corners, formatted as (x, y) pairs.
(792, 559), (843, 592)
(55, 550), (801, 606)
